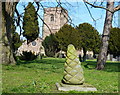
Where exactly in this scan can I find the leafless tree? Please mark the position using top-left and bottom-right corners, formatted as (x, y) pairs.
(83, 0), (120, 70)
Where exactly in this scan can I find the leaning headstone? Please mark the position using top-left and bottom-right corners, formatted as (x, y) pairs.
(56, 44), (97, 92)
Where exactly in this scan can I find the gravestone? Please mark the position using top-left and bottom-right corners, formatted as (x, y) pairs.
(118, 56), (120, 61)
(95, 54), (98, 59)
(86, 54), (93, 59)
(112, 58), (117, 62)
(110, 54), (113, 61)
(107, 54), (110, 61)
(116, 56), (119, 61)
(86, 54), (89, 59)
(56, 44), (97, 92)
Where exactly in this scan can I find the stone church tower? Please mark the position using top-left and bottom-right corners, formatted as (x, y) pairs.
(43, 7), (68, 39)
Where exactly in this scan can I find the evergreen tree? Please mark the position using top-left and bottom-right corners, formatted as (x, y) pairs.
(42, 34), (60, 57)
(23, 2), (39, 43)
(12, 32), (22, 52)
(108, 27), (120, 57)
(55, 24), (78, 51)
(76, 23), (101, 61)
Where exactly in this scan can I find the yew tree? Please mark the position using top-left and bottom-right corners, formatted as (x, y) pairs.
(42, 34), (60, 57)
(0, 1), (39, 64)
(23, 2), (39, 43)
(55, 24), (78, 51)
(76, 23), (100, 62)
(108, 27), (120, 57)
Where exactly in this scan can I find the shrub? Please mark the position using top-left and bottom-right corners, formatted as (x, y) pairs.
(19, 51), (38, 61)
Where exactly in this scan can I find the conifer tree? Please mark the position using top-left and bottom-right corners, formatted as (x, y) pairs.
(55, 24), (78, 51)
(108, 27), (120, 57)
(23, 2), (39, 42)
(76, 23), (101, 62)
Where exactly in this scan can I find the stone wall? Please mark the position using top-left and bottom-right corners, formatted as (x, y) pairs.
(17, 37), (45, 55)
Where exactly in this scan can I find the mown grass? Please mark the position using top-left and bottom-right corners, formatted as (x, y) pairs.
(2, 58), (120, 93)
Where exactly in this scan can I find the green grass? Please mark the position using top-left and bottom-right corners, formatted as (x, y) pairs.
(2, 58), (120, 93)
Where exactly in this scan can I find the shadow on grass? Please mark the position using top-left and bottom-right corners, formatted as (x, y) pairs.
(16, 58), (120, 72)
(15, 58), (65, 73)
(83, 61), (120, 72)
(17, 58), (65, 65)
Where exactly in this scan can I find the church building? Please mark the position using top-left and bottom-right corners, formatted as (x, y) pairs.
(17, 7), (68, 55)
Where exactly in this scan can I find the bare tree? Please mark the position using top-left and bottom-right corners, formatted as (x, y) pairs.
(83, 0), (120, 70)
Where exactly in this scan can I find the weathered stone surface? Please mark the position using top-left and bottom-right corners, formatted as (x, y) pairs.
(56, 83), (97, 92)
(43, 7), (68, 39)
(62, 44), (84, 85)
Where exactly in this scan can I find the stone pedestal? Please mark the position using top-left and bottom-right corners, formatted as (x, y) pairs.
(56, 83), (97, 92)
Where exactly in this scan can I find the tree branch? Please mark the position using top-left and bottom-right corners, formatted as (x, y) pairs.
(55, 0), (75, 27)
(37, 13), (52, 34)
(114, 5), (120, 12)
(83, 0), (114, 13)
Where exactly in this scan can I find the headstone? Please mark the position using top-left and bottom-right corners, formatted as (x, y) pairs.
(86, 54), (89, 59)
(110, 54), (113, 61)
(107, 54), (110, 61)
(116, 56), (119, 61)
(118, 56), (120, 61)
(95, 54), (98, 59)
(86, 54), (93, 59)
(112, 58), (117, 62)
(56, 44), (97, 92)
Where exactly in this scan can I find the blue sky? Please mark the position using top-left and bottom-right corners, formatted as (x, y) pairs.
(15, 0), (119, 38)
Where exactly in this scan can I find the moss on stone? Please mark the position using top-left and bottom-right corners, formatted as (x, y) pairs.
(62, 44), (84, 85)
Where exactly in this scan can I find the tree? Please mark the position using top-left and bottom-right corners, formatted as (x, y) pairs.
(76, 23), (100, 62)
(12, 32), (22, 52)
(42, 34), (60, 57)
(23, 2), (39, 43)
(108, 27), (120, 57)
(83, 0), (120, 70)
(55, 24), (78, 51)
(1, 1), (19, 64)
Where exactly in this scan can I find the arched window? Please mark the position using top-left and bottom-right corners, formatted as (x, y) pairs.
(50, 14), (54, 21)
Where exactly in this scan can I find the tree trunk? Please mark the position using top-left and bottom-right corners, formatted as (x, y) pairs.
(1, 2), (18, 64)
(83, 47), (87, 62)
(0, 1), (2, 65)
(96, 1), (114, 70)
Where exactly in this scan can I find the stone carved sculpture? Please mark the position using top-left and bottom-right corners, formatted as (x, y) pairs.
(62, 44), (84, 85)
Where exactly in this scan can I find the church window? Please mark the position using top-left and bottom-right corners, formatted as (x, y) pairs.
(32, 41), (36, 46)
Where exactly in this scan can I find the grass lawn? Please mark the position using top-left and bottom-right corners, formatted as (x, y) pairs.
(2, 58), (120, 93)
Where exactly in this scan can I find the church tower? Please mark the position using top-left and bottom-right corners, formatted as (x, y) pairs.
(42, 7), (68, 39)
